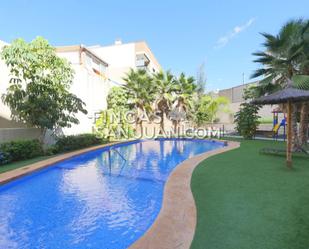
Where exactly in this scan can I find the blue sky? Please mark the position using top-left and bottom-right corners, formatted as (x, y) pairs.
(1, 0), (309, 91)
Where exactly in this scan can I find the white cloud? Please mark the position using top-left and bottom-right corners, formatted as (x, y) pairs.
(215, 18), (255, 49)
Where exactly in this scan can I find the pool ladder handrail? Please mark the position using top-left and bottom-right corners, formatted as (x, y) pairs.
(110, 147), (127, 162)
(107, 147), (127, 176)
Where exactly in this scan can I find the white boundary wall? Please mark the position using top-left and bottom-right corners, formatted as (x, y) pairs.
(0, 128), (41, 143)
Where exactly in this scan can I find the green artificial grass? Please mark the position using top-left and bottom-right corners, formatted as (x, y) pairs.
(0, 155), (55, 174)
(191, 139), (309, 249)
(0, 141), (113, 174)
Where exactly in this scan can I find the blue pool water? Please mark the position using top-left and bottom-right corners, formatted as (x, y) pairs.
(0, 139), (223, 249)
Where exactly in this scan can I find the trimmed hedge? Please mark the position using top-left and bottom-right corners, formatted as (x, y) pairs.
(0, 139), (44, 165)
(53, 134), (104, 153)
(0, 134), (105, 166)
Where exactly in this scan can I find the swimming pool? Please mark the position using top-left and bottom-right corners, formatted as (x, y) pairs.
(0, 139), (224, 249)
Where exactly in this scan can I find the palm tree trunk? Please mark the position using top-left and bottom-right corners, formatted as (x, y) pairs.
(175, 101), (184, 135)
(158, 111), (166, 135)
(173, 120), (177, 134)
(136, 107), (144, 137)
(299, 102), (309, 147)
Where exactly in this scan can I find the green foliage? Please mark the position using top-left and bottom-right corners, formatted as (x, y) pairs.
(152, 70), (177, 132)
(251, 19), (309, 96)
(173, 72), (197, 120)
(1, 37), (87, 141)
(235, 103), (261, 139)
(195, 95), (229, 125)
(0, 139), (43, 165)
(107, 86), (130, 111)
(0, 152), (10, 165)
(292, 75), (309, 90)
(96, 86), (134, 140)
(123, 69), (155, 116)
(153, 70), (176, 113)
(96, 109), (134, 140)
(251, 19), (309, 147)
(120, 69), (211, 132)
(53, 134), (104, 153)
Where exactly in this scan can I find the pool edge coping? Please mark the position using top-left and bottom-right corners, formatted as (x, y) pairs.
(130, 140), (240, 249)
(0, 140), (132, 185)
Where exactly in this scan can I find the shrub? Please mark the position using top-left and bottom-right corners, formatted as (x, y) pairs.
(234, 102), (261, 139)
(0, 151), (10, 165)
(54, 134), (104, 153)
(96, 87), (135, 140)
(0, 139), (44, 165)
(96, 110), (135, 140)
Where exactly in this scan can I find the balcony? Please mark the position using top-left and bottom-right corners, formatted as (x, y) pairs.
(136, 53), (150, 69)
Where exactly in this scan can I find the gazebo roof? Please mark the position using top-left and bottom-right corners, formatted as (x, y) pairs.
(252, 87), (309, 105)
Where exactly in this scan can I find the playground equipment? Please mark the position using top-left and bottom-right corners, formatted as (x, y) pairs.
(272, 109), (286, 141)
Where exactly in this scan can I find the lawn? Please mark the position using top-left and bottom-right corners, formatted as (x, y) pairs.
(0, 155), (55, 174)
(0, 141), (110, 174)
(191, 139), (309, 249)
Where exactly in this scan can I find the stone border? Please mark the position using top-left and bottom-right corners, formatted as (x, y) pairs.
(130, 141), (240, 249)
(0, 140), (128, 185)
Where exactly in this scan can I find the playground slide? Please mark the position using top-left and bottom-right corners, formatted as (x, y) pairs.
(273, 119), (286, 134)
(273, 123), (280, 133)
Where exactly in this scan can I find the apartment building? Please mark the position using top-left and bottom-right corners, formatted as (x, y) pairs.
(55, 45), (118, 135)
(89, 40), (162, 84)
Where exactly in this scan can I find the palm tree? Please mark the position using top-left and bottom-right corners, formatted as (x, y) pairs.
(196, 95), (229, 124)
(251, 19), (308, 150)
(297, 21), (309, 147)
(153, 70), (176, 134)
(293, 75), (309, 146)
(123, 69), (154, 135)
(172, 73), (196, 132)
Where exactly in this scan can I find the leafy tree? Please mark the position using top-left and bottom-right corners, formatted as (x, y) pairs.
(234, 103), (261, 139)
(96, 109), (134, 140)
(234, 87), (261, 139)
(96, 86), (134, 140)
(195, 95), (229, 125)
(106, 86), (130, 111)
(123, 69), (155, 134)
(153, 70), (176, 133)
(1, 37), (87, 143)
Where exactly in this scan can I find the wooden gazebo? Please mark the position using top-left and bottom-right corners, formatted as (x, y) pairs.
(252, 85), (309, 167)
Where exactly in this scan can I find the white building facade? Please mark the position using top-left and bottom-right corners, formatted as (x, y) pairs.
(89, 40), (162, 84)
(55, 45), (118, 135)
